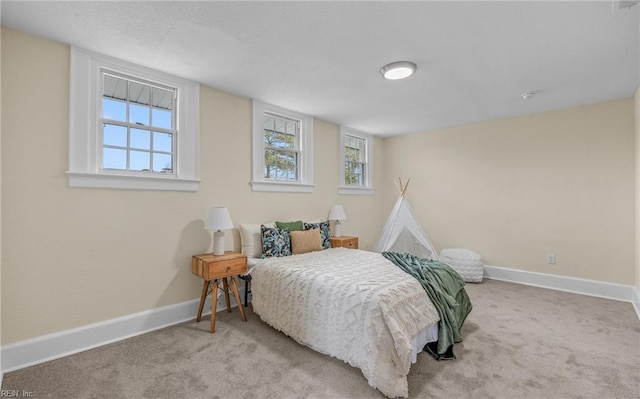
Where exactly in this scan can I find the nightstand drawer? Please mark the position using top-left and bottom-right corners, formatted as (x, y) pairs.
(205, 257), (246, 279)
(342, 240), (358, 248)
(192, 253), (247, 280)
(331, 236), (358, 249)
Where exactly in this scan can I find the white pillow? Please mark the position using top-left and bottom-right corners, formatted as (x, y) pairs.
(239, 221), (275, 258)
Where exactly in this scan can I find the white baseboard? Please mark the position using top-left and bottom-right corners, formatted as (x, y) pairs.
(632, 287), (640, 320)
(484, 265), (637, 315)
(1, 283), (247, 374)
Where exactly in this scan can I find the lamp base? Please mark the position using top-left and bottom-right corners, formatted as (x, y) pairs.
(213, 230), (225, 255)
(334, 221), (342, 237)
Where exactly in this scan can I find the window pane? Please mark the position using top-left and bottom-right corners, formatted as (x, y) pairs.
(264, 116), (277, 148)
(103, 74), (127, 101)
(102, 99), (126, 122)
(264, 116), (275, 131)
(264, 149), (276, 178)
(345, 135), (365, 162)
(153, 153), (173, 173)
(103, 148), (127, 170)
(129, 81), (150, 106)
(152, 87), (173, 110)
(130, 150), (150, 171)
(345, 147), (361, 162)
(286, 121), (296, 135)
(152, 108), (172, 129)
(130, 104), (150, 126)
(103, 124), (127, 147)
(345, 161), (365, 186)
(153, 132), (172, 153)
(274, 118), (286, 134)
(264, 149), (297, 181)
(130, 128), (150, 150)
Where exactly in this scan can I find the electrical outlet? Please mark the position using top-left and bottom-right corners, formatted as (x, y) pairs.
(546, 254), (556, 265)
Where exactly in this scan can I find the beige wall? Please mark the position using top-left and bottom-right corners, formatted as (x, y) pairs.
(0, 27), (383, 344)
(383, 99), (636, 285)
(1, 26), (636, 347)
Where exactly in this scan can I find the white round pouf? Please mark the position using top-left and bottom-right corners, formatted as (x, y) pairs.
(440, 248), (484, 282)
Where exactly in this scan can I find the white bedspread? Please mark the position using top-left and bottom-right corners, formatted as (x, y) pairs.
(251, 248), (440, 398)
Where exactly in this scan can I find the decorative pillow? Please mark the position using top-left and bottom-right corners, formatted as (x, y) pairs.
(290, 229), (322, 255)
(261, 225), (291, 258)
(239, 222), (275, 258)
(303, 220), (331, 249)
(276, 220), (305, 231)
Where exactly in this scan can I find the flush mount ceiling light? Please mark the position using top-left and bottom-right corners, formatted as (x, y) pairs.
(380, 61), (417, 80)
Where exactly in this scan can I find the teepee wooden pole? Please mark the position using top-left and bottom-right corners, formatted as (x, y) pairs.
(396, 177), (410, 197)
(400, 178), (410, 197)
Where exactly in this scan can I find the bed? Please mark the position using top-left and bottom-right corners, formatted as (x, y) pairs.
(250, 247), (440, 398)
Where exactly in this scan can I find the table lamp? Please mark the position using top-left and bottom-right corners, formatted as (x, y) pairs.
(329, 205), (346, 237)
(205, 207), (234, 255)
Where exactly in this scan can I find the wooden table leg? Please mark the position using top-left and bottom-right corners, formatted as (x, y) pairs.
(196, 280), (210, 322)
(230, 276), (247, 322)
(222, 277), (232, 313)
(210, 279), (219, 333)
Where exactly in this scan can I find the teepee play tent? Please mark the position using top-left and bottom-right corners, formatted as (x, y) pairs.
(374, 178), (440, 260)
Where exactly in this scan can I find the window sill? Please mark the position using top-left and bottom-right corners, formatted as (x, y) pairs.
(67, 172), (200, 192)
(338, 186), (375, 196)
(251, 180), (314, 193)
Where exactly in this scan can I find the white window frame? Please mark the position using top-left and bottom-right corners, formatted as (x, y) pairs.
(251, 100), (314, 192)
(67, 47), (200, 191)
(339, 126), (374, 195)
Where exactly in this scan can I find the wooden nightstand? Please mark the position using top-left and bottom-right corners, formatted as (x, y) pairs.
(331, 236), (358, 249)
(192, 251), (248, 333)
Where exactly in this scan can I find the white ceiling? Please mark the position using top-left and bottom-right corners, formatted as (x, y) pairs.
(2, 1), (639, 136)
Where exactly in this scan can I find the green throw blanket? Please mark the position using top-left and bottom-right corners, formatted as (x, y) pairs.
(382, 251), (473, 360)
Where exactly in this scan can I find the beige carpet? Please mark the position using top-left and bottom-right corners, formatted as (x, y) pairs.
(2, 279), (639, 398)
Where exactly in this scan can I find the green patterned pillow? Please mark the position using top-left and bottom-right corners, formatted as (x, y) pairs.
(261, 225), (292, 258)
(303, 220), (331, 249)
(276, 220), (304, 231)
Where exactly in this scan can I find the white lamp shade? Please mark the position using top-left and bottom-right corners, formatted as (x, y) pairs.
(205, 207), (234, 231)
(329, 205), (346, 221)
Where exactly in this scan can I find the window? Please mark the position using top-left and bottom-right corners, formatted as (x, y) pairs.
(263, 114), (299, 181)
(339, 126), (374, 195)
(251, 100), (313, 192)
(101, 73), (176, 174)
(344, 135), (366, 186)
(68, 47), (200, 191)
